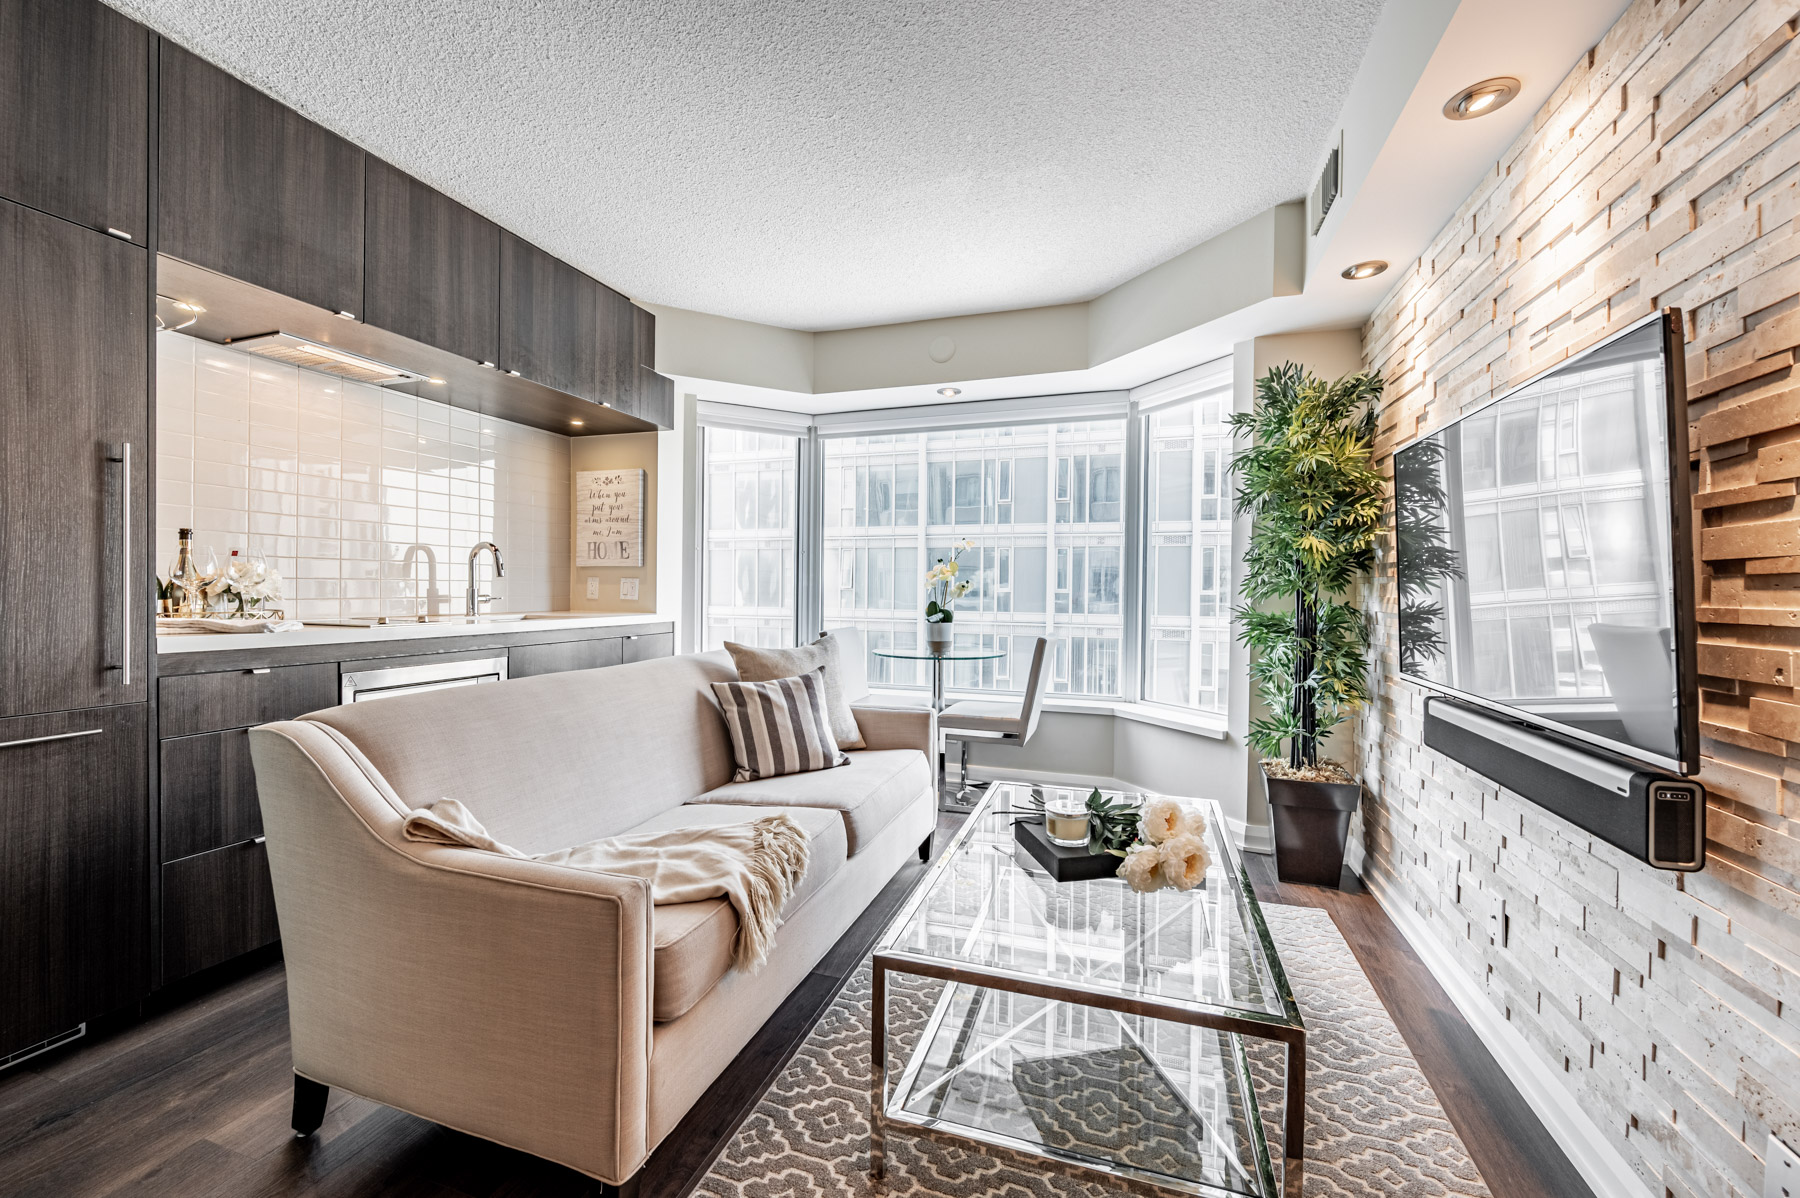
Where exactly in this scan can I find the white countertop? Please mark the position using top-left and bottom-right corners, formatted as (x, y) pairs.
(157, 612), (671, 655)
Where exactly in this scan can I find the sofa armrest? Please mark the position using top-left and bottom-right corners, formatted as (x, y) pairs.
(248, 723), (653, 1184)
(851, 704), (935, 755)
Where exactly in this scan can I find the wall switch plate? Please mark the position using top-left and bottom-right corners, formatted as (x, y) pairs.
(586, 577), (600, 600)
(1767, 1131), (1799, 1198)
(620, 578), (640, 600)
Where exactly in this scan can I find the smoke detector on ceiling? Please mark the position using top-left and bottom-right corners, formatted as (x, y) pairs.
(227, 333), (427, 387)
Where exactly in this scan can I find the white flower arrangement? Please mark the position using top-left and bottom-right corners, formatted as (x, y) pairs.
(1116, 796), (1211, 893)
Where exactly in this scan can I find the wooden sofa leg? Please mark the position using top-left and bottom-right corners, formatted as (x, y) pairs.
(918, 834), (932, 862)
(601, 1175), (641, 1198)
(292, 1074), (328, 1138)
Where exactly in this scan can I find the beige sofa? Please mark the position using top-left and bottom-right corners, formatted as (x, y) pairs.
(247, 649), (935, 1186)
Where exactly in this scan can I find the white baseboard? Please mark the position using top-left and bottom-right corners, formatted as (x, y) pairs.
(1361, 870), (1649, 1198)
(1231, 817), (1273, 854)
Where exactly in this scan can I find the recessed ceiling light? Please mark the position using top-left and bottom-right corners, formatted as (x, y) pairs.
(427, 377), (446, 385)
(1341, 260), (1389, 280)
(1443, 77), (1521, 120)
(938, 387), (961, 397)
(570, 419), (584, 427)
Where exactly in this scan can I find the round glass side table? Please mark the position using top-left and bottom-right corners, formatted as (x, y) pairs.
(872, 648), (1005, 712)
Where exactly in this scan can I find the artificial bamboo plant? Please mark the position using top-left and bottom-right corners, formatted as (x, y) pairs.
(1229, 363), (1387, 777)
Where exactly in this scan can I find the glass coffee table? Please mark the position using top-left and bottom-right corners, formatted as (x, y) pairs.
(870, 781), (1305, 1198)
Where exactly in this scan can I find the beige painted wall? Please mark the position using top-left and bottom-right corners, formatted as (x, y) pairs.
(569, 431), (660, 615)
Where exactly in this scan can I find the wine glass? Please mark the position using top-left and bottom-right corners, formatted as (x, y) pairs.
(193, 547), (220, 614)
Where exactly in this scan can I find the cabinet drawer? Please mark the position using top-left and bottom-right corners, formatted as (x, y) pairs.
(509, 638), (622, 678)
(161, 838), (278, 982)
(160, 728), (261, 862)
(621, 632), (673, 664)
(158, 663), (336, 738)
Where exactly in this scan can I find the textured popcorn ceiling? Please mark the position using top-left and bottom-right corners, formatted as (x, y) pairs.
(108, 0), (1385, 332)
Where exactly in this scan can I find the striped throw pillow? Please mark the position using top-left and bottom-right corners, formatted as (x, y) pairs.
(711, 667), (852, 782)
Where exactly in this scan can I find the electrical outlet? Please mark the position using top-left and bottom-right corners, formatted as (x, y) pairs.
(585, 577), (600, 600)
(1767, 1131), (1799, 1198)
(620, 577), (640, 600)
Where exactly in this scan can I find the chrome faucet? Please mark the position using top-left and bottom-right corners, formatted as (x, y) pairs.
(466, 541), (505, 617)
(401, 543), (440, 617)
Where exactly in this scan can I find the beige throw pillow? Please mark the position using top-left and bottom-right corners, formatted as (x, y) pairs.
(725, 633), (866, 750)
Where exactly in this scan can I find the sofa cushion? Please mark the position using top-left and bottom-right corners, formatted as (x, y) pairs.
(626, 803), (847, 1022)
(710, 669), (851, 782)
(299, 651), (739, 855)
(694, 749), (929, 857)
(726, 635), (865, 750)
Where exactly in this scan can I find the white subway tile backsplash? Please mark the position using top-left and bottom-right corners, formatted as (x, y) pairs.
(156, 332), (571, 619)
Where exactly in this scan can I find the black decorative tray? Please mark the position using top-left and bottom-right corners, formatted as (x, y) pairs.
(1012, 817), (1120, 882)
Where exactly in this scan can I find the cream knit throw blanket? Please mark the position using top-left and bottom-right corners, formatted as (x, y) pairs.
(402, 799), (811, 971)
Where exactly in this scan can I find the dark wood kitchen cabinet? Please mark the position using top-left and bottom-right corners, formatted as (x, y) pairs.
(0, 704), (148, 1060)
(500, 231), (601, 402)
(0, 0), (150, 240)
(158, 42), (363, 316)
(154, 662), (338, 982)
(632, 303), (674, 428)
(363, 158), (500, 364)
(0, 199), (148, 717)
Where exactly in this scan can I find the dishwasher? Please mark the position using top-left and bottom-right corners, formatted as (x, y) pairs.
(339, 655), (509, 704)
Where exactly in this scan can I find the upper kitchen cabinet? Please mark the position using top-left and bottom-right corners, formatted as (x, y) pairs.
(632, 303), (674, 428)
(159, 43), (363, 317)
(0, 199), (148, 717)
(500, 231), (600, 402)
(363, 159), (500, 365)
(0, 0), (150, 240)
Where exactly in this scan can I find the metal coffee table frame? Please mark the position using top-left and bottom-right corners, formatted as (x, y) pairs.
(869, 784), (1307, 1198)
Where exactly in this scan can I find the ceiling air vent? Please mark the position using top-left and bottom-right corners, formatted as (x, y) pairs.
(227, 332), (426, 387)
(1310, 140), (1341, 235)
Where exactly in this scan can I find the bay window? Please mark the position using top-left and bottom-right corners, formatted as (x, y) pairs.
(702, 357), (1234, 720)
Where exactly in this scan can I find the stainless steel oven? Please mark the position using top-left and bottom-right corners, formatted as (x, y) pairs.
(339, 655), (508, 704)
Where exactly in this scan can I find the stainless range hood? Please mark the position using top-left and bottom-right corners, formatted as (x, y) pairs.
(226, 332), (427, 386)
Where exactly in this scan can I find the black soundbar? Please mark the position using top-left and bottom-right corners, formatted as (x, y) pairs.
(1422, 697), (1705, 871)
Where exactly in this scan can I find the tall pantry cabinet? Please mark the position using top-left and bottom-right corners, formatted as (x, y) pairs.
(0, 0), (153, 1062)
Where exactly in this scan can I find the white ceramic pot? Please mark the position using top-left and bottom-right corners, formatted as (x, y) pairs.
(926, 620), (953, 652)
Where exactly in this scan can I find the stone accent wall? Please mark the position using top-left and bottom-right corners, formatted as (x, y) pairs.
(1358, 1), (1800, 1194)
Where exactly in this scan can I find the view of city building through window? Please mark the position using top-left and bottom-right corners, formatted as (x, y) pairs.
(700, 427), (799, 650)
(818, 397), (1231, 712)
(699, 378), (1233, 714)
(1144, 392), (1233, 713)
(823, 422), (1128, 698)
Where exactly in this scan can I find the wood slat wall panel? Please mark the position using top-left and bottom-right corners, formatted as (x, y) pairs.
(1356, 1), (1800, 1194)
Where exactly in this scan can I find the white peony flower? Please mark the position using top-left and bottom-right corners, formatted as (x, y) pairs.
(1117, 845), (1164, 893)
(1157, 834), (1211, 891)
(1139, 797), (1184, 844)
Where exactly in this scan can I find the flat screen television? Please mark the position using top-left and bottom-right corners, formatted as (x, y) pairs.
(1392, 308), (1698, 776)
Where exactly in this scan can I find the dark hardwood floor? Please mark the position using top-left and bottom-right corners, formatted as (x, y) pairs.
(0, 812), (1588, 1198)
(1241, 855), (1593, 1198)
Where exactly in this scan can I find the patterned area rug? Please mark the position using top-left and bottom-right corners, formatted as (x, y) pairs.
(694, 905), (1490, 1198)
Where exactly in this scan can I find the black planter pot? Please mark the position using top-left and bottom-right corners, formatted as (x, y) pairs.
(1262, 766), (1361, 888)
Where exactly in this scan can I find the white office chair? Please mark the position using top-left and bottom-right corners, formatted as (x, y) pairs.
(937, 637), (1050, 809)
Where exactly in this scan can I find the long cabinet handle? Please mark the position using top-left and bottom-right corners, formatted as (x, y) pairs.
(107, 442), (132, 687)
(0, 729), (104, 751)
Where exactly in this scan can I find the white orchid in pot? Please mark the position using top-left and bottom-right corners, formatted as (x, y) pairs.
(924, 541), (975, 652)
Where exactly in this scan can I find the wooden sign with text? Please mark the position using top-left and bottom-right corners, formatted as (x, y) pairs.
(574, 468), (645, 568)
